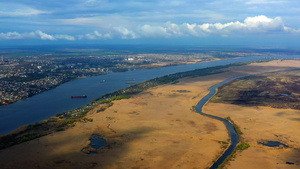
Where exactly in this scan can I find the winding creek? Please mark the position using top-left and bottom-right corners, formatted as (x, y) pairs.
(195, 68), (300, 168)
(195, 74), (254, 169)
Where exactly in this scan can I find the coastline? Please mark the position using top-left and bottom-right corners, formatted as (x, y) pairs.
(0, 58), (220, 107)
(0, 59), (300, 168)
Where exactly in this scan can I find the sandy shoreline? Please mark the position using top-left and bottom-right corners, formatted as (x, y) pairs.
(0, 60), (299, 169)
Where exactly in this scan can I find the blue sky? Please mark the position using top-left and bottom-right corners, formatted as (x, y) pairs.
(0, 0), (300, 47)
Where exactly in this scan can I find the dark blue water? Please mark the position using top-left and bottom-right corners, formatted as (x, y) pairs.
(195, 75), (253, 169)
(258, 141), (288, 147)
(0, 55), (299, 135)
(89, 134), (107, 154)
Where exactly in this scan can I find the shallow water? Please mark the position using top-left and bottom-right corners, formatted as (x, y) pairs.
(258, 141), (288, 147)
(89, 134), (107, 154)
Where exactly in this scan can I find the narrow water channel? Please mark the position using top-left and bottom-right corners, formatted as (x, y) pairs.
(195, 74), (253, 169)
(195, 68), (300, 168)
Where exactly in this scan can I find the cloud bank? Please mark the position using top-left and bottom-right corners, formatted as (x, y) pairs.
(0, 15), (299, 41)
(0, 31), (75, 40)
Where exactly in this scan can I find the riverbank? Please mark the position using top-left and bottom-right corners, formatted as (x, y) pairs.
(204, 103), (300, 169)
(203, 70), (300, 168)
(0, 59), (299, 168)
(0, 58), (219, 107)
(0, 71), (230, 169)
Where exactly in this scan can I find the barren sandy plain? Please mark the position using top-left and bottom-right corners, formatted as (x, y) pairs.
(0, 60), (299, 169)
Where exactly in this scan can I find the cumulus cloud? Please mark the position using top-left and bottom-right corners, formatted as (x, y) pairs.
(191, 15), (288, 36)
(35, 30), (56, 40)
(79, 31), (113, 40)
(0, 31), (75, 40)
(0, 15), (299, 41)
(54, 34), (76, 41)
(138, 25), (170, 38)
(0, 32), (24, 40)
(113, 27), (138, 39)
(128, 15), (300, 38)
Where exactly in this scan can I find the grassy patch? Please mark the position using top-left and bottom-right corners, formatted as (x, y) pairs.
(128, 111), (140, 115)
(236, 142), (250, 150)
(226, 116), (243, 136)
(215, 117), (250, 169)
(217, 142), (250, 169)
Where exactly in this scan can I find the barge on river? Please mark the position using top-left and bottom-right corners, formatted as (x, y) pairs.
(71, 95), (87, 98)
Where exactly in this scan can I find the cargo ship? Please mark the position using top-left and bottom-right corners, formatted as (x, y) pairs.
(71, 95), (87, 98)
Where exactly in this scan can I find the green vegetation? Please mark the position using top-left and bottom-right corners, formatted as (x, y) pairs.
(226, 116), (243, 136)
(97, 107), (106, 112)
(0, 116), (92, 150)
(83, 118), (93, 122)
(218, 141), (229, 144)
(217, 142), (250, 169)
(215, 117), (250, 169)
(0, 133), (47, 149)
(171, 80), (180, 84)
(236, 142), (250, 150)
(61, 119), (75, 126)
(55, 128), (64, 132)
(128, 111), (140, 115)
(99, 100), (112, 104)
(111, 94), (131, 100)
(219, 140), (229, 148)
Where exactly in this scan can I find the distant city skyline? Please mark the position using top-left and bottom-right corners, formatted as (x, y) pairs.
(0, 0), (299, 47)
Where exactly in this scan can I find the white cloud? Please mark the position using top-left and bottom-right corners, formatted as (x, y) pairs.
(0, 32), (24, 40)
(132, 15), (300, 38)
(0, 15), (299, 41)
(35, 30), (56, 40)
(54, 35), (76, 41)
(138, 25), (170, 38)
(193, 15), (291, 36)
(80, 31), (112, 40)
(0, 3), (50, 17)
(113, 27), (138, 39)
(0, 31), (75, 40)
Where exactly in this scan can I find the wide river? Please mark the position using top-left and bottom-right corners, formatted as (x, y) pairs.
(0, 55), (299, 135)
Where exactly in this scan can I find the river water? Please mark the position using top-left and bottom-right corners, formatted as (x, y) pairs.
(0, 55), (299, 135)
(195, 74), (254, 169)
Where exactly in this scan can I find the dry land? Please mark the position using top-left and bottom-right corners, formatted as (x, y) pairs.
(0, 60), (299, 169)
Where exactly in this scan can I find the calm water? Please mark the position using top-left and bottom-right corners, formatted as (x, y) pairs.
(195, 74), (255, 169)
(0, 55), (299, 135)
(258, 141), (288, 147)
(89, 134), (107, 154)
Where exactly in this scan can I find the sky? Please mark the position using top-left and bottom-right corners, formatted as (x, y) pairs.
(0, 0), (300, 47)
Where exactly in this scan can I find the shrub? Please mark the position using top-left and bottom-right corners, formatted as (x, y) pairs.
(236, 143), (250, 150)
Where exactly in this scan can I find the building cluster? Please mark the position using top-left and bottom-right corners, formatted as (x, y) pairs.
(0, 76), (65, 105)
(0, 52), (213, 105)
